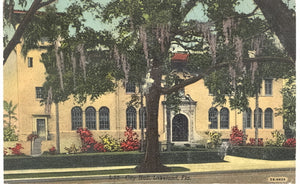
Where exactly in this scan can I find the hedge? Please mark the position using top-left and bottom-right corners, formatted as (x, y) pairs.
(4, 150), (224, 170)
(228, 146), (296, 160)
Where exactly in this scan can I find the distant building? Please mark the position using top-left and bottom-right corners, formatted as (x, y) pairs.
(3, 42), (284, 155)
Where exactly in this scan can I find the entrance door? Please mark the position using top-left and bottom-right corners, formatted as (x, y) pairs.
(172, 114), (188, 141)
(37, 119), (46, 140)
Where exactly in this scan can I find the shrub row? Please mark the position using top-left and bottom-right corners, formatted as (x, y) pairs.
(4, 150), (224, 170)
(228, 146), (295, 160)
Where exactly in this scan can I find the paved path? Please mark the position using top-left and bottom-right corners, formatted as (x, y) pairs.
(4, 156), (296, 183)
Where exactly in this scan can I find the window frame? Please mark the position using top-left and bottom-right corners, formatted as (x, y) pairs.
(139, 107), (146, 129)
(254, 108), (263, 129)
(126, 81), (136, 93)
(28, 57), (33, 68)
(220, 107), (229, 129)
(208, 107), (218, 129)
(126, 106), (137, 129)
(243, 108), (252, 129)
(264, 108), (273, 129)
(99, 107), (110, 130)
(85, 106), (96, 130)
(71, 107), (83, 130)
(265, 79), (273, 96)
(35, 87), (44, 99)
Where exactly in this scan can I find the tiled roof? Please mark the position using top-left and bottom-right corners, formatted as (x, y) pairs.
(171, 53), (188, 62)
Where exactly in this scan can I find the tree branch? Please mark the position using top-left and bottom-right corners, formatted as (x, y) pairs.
(3, 0), (57, 65)
(254, 0), (295, 62)
(181, 0), (199, 18)
(161, 61), (229, 94)
(37, 0), (56, 9)
(161, 56), (293, 95)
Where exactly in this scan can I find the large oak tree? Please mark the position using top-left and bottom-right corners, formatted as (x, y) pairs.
(7, 0), (295, 173)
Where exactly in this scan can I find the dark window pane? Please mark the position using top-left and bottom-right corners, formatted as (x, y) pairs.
(126, 106), (136, 129)
(243, 108), (252, 129)
(265, 79), (273, 95)
(220, 108), (229, 129)
(71, 107), (82, 130)
(28, 57), (33, 67)
(36, 87), (44, 99)
(126, 82), (135, 93)
(99, 107), (110, 130)
(209, 107), (218, 129)
(139, 107), (146, 129)
(85, 107), (96, 130)
(264, 108), (273, 128)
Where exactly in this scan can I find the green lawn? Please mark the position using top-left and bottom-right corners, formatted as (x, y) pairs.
(4, 167), (190, 179)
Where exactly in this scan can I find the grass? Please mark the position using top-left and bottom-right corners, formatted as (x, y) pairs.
(4, 167), (190, 179)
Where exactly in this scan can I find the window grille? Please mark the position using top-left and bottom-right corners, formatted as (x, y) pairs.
(220, 108), (229, 129)
(264, 108), (273, 128)
(71, 107), (82, 130)
(208, 107), (218, 129)
(85, 107), (96, 130)
(99, 107), (110, 130)
(126, 106), (136, 129)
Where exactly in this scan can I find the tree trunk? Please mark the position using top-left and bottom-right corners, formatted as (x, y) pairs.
(255, 93), (259, 146)
(136, 60), (170, 173)
(166, 107), (171, 151)
(140, 91), (145, 152)
(55, 103), (60, 153)
(254, 0), (295, 62)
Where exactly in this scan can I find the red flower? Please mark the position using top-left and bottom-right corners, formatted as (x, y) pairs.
(247, 138), (264, 146)
(121, 127), (140, 151)
(229, 126), (247, 146)
(9, 143), (24, 155)
(283, 138), (296, 147)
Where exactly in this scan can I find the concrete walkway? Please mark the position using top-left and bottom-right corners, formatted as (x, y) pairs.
(4, 156), (295, 175)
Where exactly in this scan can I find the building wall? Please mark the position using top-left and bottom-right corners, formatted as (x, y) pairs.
(3, 44), (284, 154)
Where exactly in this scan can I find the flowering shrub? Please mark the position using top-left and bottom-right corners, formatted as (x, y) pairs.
(205, 131), (222, 149)
(4, 125), (18, 141)
(120, 127), (140, 151)
(93, 143), (106, 152)
(265, 130), (286, 147)
(49, 146), (56, 155)
(64, 144), (80, 154)
(247, 138), (264, 146)
(27, 133), (38, 141)
(283, 138), (296, 147)
(100, 135), (121, 152)
(229, 126), (247, 146)
(9, 143), (24, 155)
(77, 127), (105, 152)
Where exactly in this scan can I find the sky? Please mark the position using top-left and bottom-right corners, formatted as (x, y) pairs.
(10, 0), (271, 32)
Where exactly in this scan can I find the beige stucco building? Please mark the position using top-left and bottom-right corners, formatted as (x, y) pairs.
(4, 43), (284, 155)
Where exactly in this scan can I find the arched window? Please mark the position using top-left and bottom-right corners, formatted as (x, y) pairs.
(99, 107), (110, 130)
(243, 108), (252, 129)
(254, 108), (263, 128)
(85, 107), (96, 130)
(209, 107), (218, 129)
(220, 107), (229, 129)
(71, 107), (82, 130)
(264, 108), (273, 128)
(126, 106), (136, 129)
(126, 81), (136, 93)
(139, 107), (146, 129)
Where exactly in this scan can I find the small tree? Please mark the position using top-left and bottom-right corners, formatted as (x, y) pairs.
(3, 100), (18, 141)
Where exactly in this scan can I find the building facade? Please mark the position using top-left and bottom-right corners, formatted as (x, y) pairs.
(4, 44), (284, 155)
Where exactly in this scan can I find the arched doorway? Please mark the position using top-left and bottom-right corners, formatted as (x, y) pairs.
(172, 114), (188, 141)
